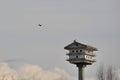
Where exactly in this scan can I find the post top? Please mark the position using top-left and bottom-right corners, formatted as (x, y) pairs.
(74, 40), (76, 42)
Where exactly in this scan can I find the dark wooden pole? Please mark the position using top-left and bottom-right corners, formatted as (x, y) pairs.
(77, 64), (85, 80)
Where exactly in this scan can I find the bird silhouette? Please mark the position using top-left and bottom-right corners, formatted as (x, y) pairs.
(38, 24), (42, 27)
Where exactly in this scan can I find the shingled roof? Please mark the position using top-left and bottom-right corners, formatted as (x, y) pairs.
(64, 40), (98, 51)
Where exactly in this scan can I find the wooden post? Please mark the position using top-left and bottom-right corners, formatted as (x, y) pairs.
(78, 66), (84, 80)
(77, 65), (85, 80)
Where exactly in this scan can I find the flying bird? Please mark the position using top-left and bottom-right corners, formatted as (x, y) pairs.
(38, 24), (42, 27)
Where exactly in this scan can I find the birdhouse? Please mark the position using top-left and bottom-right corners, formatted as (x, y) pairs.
(64, 40), (98, 66)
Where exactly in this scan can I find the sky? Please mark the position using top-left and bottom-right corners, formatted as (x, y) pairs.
(0, 0), (120, 80)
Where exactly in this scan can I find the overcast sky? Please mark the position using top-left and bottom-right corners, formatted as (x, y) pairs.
(0, 0), (120, 79)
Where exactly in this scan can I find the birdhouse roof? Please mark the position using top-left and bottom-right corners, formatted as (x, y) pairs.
(64, 40), (98, 51)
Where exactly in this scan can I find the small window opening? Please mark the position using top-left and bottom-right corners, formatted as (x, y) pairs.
(80, 50), (82, 52)
(72, 50), (74, 53)
(76, 50), (78, 52)
(76, 43), (79, 46)
(76, 56), (78, 58)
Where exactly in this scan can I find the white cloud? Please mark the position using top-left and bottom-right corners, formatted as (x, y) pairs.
(0, 62), (17, 80)
(0, 62), (72, 80)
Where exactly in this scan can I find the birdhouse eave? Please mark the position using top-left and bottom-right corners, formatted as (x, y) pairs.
(64, 40), (98, 51)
